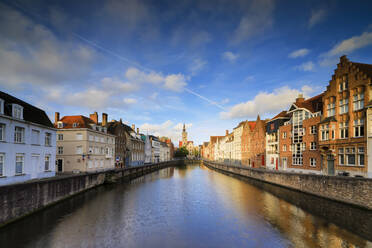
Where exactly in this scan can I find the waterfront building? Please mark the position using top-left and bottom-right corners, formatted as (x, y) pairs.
(279, 94), (323, 174)
(149, 135), (160, 163)
(0, 91), (56, 185)
(159, 141), (170, 162)
(143, 134), (152, 163)
(265, 111), (290, 170)
(232, 122), (244, 164)
(55, 112), (115, 173)
(241, 116), (266, 168)
(130, 126), (145, 166)
(319, 55), (372, 177)
(367, 103), (372, 177)
(106, 118), (132, 168)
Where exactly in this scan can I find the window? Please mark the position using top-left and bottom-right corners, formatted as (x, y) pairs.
(358, 147), (364, 166)
(0, 99), (4, 114)
(45, 132), (52, 146)
(76, 133), (83, 140)
(12, 104), (23, 119)
(57, 134), (63, 141)
(95, 147), (99, 154)
(339, 99), (349, 114)
(14, 127), (25, 143)
(345, 147), (356, 165)
(320, 124), (329, 141)
(338, 148), (345, 165)
(31, 130), (40, 145)
(95, 136), (99, 142)
(57, 122), (64, 128)
(88, 160), (93, 168)
(310, 158), (316, 167)
(89, 135), (93, 141)
(58, 146), (63, 155)
(100, 159), (104, 167)
(282, 132), (287, 139)
(354, 119), (364, 137)
(339, 75), (348, 92)
(0, 123), (5, 141)
(327, 103), (335, 117)
(353, 92), (364, 111)
(310, 142), (316, 150)
(339, 122), (349, 139)
(0, 154), (4, 176)
(45, 156), (50, 171)
(89, 146), (93, 154)
(15, 154), (24, 174)
(76, 146), (83, 154)
(310, 125), (316, 134)
(100, 137), (104, 143)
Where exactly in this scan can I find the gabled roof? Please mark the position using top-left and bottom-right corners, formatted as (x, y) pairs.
(0, 91), (53, 128)
(291, 93), (324, 113)
(56, 115), (95, 129)
(351, 62), (372, 79)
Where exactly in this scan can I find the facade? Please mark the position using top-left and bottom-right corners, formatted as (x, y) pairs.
(319, 56), (372, 177)
(150, 135), (160, 163)
(265, 111), (290, 170)
(179, 123), (195, 156)
(106, 118), (132, 168)
(241, 116), (266, 168)
(143, 134), (152, 164)
(232, 122), (244, 164)
(159, 141), (170, 162)
(0, 91), (56, 185)
(367, 104), (372, 177)
(279, 94), (323, 174)
(130, 127), (145, 166)
(55, 112), (115, 173)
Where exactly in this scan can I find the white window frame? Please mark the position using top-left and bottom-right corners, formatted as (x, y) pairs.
(57, 122), (64, 128)
(57, 146), (63, 155)
(358, 147), (364, 166)
(76, 146), (83, 155)
(282, 132), (287, 139)
(310, 142), (316, 150)
(310, 125), (316, 135)
(45, 132), (52, 146)
(310, 158), (316, 167)
(320, 124), (329, 141)
(0, 123), (5, 141)
(0, 153), (4, 176)
(57, 134), (63, 141)
(12, 104), (23, 119)
(15, 154), (24, 175)
(327, 103), (335, 117)
(76, 133), (83, 140)
(353, 92), (364, 111)
(354, 119), (364, 137)
(339, 122), (349, 139)
(45, 155), (50, 171)
(14, 126), (25, 143)
(339, 98), (349, 114)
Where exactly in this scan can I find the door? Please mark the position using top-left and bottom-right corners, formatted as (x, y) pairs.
(276, 158), (278, 170)
(327, 155), (334, 175)
(31, 155), (39, 178)
(57, 159), (63, 172)
(282, 158), (287, 170)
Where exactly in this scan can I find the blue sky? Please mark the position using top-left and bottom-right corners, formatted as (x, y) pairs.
(1, 0), (372, 145)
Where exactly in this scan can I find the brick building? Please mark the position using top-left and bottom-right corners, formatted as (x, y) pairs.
(279, 94), (323, 173)
(319, 55), (372, 177)
(241, 116), (267, 168)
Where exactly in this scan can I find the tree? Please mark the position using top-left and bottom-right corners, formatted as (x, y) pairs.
(174, 146), (189, 158)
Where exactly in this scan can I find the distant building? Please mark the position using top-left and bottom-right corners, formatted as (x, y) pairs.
(130, 125), (145, 166)
(179, 123), (195, 156)
(55, 112), (115, 173)
(0, 91), (56, 185)
(150, 135), (160, 163)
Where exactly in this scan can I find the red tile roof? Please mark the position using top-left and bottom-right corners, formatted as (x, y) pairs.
(271, 111), (289, 120)
(55, 115), (95, 129)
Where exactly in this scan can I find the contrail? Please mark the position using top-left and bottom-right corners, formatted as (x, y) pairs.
(7, 0), (225, 111)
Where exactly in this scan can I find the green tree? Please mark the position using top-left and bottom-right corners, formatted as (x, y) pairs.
(174, 146), (189, 158)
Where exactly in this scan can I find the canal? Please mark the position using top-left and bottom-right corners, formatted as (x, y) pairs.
(0, 163), (371, 248)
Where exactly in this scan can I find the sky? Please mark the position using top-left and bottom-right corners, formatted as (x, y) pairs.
(1, 0), (372, 146)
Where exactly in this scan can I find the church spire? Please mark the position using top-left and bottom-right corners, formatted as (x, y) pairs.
(183, 123), (186, 132)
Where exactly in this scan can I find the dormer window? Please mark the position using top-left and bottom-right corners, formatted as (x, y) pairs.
(72, 123), (78, 128)
(12, 104), (23, 119)
(0, 99), (4, 114)
(57, 121), (64, 128)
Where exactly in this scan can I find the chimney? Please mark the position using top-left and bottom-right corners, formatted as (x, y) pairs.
(90, 112), (98, 124)
(120, 118), (122, 123)
(132, 124), (135, 131)
(137, 128), (139, 134)
(226, 130), (229, 136)
(55, 112), (60, 123)
(296, 94), (305, 103)
(102, 113), (108, 126)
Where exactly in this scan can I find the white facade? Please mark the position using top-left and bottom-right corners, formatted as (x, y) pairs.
(144, 135), (152, 164)
(266, 131), (279, 170)
(151, 137), (160, 163)
(232, 125), (243, 162)
(159, 142), (170, 162)
(0, 108), (56, 186)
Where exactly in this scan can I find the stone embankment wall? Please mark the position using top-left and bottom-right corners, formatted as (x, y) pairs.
(0, 161), (181, 227)
(204, 161), (372, 210)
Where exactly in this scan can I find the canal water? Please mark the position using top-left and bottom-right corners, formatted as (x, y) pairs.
(0, 164), (371, 248)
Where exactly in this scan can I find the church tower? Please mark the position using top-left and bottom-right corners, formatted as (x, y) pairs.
(182, 123), (188, 145)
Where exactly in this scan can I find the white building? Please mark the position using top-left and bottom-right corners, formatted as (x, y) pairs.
(144, 135), (152, 164)
(159, 141), (170, 162)
(232, 122), (244, 164)
(0, 92), (56, 186)
(150, 136), (160, 163)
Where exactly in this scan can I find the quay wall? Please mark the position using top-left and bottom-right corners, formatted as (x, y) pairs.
(203, 160), (372, 210)
(0, 160), (183, 227)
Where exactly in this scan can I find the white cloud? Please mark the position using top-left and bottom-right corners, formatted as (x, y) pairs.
(101, 77), (139, 93)
(221, 98), (230, 105)
(309, 8), (327, 28)
(296, 61), (315, 71)
(222, 51), (239, 62)
(123, 98), (137, 104)
(164, 74), (187, 92)
(0, 3), (95, 90)
(140, 121), (193, 144)
(289, 48), (310, 58)
(232, 0), (275, 44)
(327, 32), (372, 56)
(189, 58), (207, 76)
(220, 85), (314, 119)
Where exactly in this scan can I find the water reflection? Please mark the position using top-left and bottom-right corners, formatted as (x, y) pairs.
(0, 165), (370, 248)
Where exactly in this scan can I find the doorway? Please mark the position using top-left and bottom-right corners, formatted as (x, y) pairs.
(56, 159), (63, 172)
